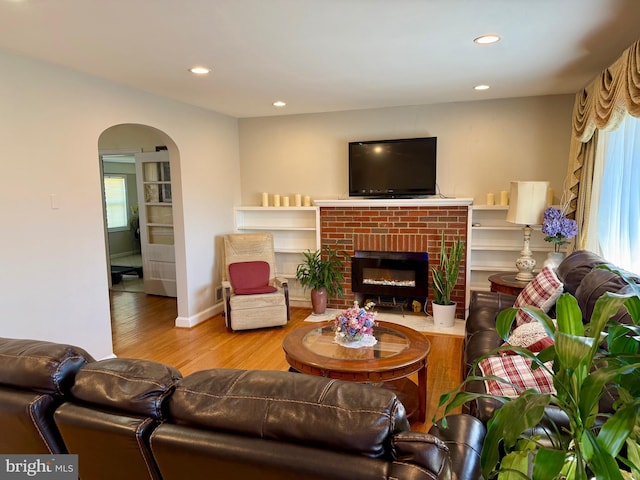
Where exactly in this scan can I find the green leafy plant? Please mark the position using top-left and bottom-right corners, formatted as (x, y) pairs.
(431, 232), (465, 305)
(437, 266), (640, 479)
(295, 247), (345, 298)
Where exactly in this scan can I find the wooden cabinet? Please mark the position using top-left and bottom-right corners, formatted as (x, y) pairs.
(465, 206), (552, 307)
(234, 207), (320, 305)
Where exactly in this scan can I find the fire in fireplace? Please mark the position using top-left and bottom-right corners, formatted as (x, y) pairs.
(351, 250), (429, 312)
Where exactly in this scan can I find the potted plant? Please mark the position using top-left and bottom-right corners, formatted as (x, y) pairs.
(296, 247), (345, 314)
(437, 266), (640, 479)
(431, 232), (465, 327)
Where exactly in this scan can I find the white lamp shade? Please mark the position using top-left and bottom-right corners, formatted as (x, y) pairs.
(506, 181), (549, 225)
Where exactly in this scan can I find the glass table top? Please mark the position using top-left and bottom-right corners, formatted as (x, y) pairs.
(302, 324), (410, 361)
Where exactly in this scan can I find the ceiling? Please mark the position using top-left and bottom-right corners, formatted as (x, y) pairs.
(1, 0), (640, 118)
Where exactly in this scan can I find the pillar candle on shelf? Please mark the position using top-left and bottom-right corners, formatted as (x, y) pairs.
(273, 194), (280, 207)
(294, 193), (302, 207)
(261, 192), (269, 207)
(486, 193), (495, 205)
(282, 196), (289, 207)
(303, 195), (311, 207)
(499, 190), (509, 206)
(547, 188), (554, 206)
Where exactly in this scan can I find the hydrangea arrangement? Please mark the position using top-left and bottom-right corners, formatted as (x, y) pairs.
(541, 207), (578, 252)
(333, 301), (377, 343)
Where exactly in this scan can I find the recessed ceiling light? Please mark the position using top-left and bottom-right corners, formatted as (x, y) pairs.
(273, 101), (287, 108)
(189, 66), (211, 75)
(474, 34), (501, 45)
(474, 84), (490, 91)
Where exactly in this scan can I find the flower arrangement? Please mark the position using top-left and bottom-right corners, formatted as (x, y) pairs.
(541, 207), (578, 252)
(333, 301), (377, 344)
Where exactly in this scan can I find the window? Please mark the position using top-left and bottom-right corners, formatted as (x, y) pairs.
(104, 175), (128, 230)
(597, 114), (640, 274)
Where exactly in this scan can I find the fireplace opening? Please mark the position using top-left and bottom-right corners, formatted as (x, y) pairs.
(351, 250), (429, 313)
(362, 267), (415, 287)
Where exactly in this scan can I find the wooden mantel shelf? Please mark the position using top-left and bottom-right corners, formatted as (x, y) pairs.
(313, 197), (473, 208)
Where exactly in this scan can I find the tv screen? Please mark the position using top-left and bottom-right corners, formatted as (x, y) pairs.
(349, 137), (437, 197)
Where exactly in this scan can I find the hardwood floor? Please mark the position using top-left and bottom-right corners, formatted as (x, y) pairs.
(110, 290), (463, 432)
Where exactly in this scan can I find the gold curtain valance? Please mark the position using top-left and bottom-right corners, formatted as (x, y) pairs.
(572, 39), (640, 142)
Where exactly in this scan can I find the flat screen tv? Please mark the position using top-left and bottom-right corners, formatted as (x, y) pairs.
(348, 137), (437, 198)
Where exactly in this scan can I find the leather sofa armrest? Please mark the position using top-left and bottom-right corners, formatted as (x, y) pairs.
(391, 431), (451, 479)
(428, 414), (486, 480)
(466, 291), (518, 335)
(0, 337), (94, 395)
(469, 291), (518, 313)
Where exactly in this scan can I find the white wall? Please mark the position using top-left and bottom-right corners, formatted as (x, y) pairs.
(0, 47), (576, 359)
(238, 95), (574, 205)
(0, 51), (240, 358)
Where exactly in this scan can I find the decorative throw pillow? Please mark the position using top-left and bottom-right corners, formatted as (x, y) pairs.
(514, 265), (564, 326)
(478, 355), (556, 398)
(229, 261), (277, 295)
(502, 321), (554, 355)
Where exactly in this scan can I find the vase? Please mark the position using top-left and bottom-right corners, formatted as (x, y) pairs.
(543, 252), (565, 270)
(432, 301), (457, 328)
(310, 287), (328, 315)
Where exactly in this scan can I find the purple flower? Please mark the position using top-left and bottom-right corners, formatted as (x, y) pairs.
(542, 207), (578, 251)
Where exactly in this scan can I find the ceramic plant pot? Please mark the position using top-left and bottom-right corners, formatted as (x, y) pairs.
(311, 287), (328, 315)
(432, 301), (457, 328)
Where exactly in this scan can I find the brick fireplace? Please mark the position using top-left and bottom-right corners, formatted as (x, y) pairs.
(316, 200), (470, 319)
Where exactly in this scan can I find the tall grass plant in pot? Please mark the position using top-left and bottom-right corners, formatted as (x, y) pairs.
(295, 247), (345, 314)
(431, 232), (465, 327)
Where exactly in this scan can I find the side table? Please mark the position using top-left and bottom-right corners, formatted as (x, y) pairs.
(488, 272), (530, 296)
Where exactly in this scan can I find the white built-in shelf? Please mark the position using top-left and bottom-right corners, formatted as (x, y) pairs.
(466, 205), (553, 308)
(234, 206), (321, 306)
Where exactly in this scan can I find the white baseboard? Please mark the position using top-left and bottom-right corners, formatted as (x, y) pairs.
(175, 302), (224, 328)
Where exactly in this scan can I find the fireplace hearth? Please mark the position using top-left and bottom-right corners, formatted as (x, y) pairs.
(351, 250), (429, 313)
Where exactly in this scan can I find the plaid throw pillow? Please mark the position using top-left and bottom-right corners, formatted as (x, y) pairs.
(514, 265), (563, 326)
(478, 355), (556, 397)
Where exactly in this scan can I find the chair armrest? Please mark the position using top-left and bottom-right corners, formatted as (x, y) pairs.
(275, 277), (290, 322)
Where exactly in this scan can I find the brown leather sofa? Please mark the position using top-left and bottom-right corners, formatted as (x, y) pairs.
(463, 249), (637, 424)
(0, 336), (486, 480)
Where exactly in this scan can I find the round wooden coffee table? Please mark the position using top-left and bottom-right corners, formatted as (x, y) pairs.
(282, 321), (430, 422)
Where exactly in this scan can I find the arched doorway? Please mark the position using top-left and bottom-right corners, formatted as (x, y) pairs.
(98, 124), (184, 319)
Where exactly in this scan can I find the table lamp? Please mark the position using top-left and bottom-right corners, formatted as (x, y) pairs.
(506, 181), (549, 281)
